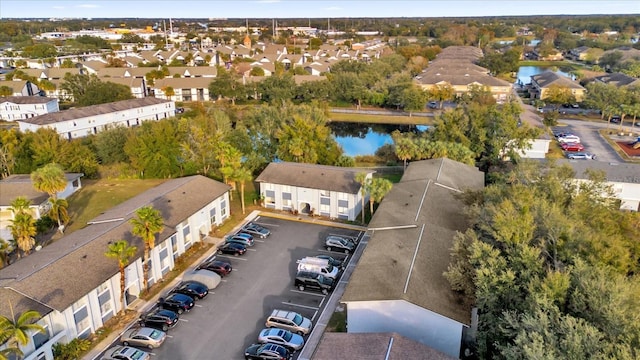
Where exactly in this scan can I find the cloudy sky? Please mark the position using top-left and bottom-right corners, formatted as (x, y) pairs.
(1, 0), (638, 18)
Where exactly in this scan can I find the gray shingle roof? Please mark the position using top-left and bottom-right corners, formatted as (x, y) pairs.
(312, 332), (456, 360)
(531, 71), (585, 90)
(342, 159), (484, 325)
(556, 160), (640, 184)
(18, 97), (171, 126)
(0, 96), (56, 105)
(255, 162), (375, 194)
(0, 175), (230, 313)
(0, 173), (83, 206)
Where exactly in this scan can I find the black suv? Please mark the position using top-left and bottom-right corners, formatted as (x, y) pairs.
(294, 271), (335, 295)
(139, 308), (179, 331)
(170, 280), (209, 300)
(158, 293), (194, 314)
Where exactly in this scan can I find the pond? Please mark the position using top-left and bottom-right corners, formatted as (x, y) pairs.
(330, 122), (429, 157)
(516, 65), (574, 86)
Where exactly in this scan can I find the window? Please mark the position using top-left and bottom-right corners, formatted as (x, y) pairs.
(72, 299), (91, 338)
(338, 192), (349, 200)
(32, 324), (50, 349)
(265, 183), (275, 191)
(282, 198), (292, 209)
(159, 244), (171, 275)
(220, 200), (227, 218)
(209, 207), (217, 225)
(170, 234), (178, 258)
(98, 287), (114, 322)
(320, 204), (330, 215)
(281, 185), (291, 193)
(320, 190), (330, 197)
(183, 225), (191, 249)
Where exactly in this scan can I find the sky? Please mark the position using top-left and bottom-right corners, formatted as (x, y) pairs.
(1, 0), (638, 19)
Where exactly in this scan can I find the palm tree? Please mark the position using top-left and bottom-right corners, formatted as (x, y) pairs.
(7, 213), (36, 258)
(48, 197), (69, 234)
(0, 305), (45, 359)
(130, 206), (164, 291)
(355, 172), (370, 224)
(9, 197), (31, 216)
(31, 163), (67, 201)
(367, 178), (393, 216)
(0, 238), (10, 269)
(394, 137), (417, 170)
(233, 167), (253, 215)
(105, 240), (137, 314)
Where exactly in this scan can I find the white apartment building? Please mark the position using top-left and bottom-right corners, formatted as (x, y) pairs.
(0, 96), (59, 121)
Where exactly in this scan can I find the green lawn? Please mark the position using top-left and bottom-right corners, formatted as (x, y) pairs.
(65, 178), (168, 233)
(329, 111), (432, 125)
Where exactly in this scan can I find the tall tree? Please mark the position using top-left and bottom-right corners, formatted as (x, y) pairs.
(129, 206), (164, 291)
(0, 238), (10, 269)
(0, 308), (44, 360)
(9, 196), (31, 216)
(31, 163), (67, 201)
(207, 68), (244, 105)
(355, 172), (370, 224)
(48, 197), (69, 234)
(367, 178), (393, 215)
(543, 85), (575, 110)
(393, 134), (418, 170)
(7, 213), (36, 257)
(105, 240), (137, 314)
(233, 166), (253, 215)
(427, 83), (455, 109)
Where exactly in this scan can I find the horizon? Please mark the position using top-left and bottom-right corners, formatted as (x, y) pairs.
(1, 1), (638, 19)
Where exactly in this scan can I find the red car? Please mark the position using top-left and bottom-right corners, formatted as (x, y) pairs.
(197, 260), (232, 277)
(561, 142), (584, 152)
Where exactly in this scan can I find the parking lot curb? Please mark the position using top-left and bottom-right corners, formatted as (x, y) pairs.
(258, 212), (368, 232)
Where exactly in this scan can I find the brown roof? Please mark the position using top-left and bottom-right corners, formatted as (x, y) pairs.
(312, 332), (456, 360)
(0, 175), (230, 313)
(0, 96), (57, 105)
(19, 97), (171, 126)
(255, 162), (375, 194)
(0, 173), (83, 206)
(342, 159), (484, 325)
(153, 77), (213, 90)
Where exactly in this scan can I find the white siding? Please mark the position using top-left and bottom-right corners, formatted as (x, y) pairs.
(346, 299), (465, 359)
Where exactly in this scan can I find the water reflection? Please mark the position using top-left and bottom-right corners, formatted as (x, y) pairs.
(330, 122), (429, 157)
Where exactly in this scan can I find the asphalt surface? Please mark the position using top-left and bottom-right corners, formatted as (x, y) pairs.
(96, 216), (364, 360)
(556, 119), (638, 163)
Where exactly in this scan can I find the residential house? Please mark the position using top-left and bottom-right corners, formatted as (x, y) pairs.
(593, 72), (640, 88)
(0, 96), (59, 121)
(0, 175), (230, 360)
(558, 160), (640, 211)
(529, 71), (586, 102)
(17, 97), (175, 139)
(570, 46), (592, 61)
(153, 77), (212, 101)
(341, 158), (485, 358)
(0, 80), (41, 97)
(531, 48), (564, 61)
(255, 162), (374, 221)
(0, 173), (83, 240)
(100, 77), (147, 98)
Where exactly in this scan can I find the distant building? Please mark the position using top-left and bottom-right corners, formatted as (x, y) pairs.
(17, 98), (175, 139)
(529, 71), (586, 102)
(0, 96), (59, 121)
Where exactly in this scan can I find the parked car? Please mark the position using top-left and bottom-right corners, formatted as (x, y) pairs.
(120, 327), (166, 349)
(428, 101), (438, 109)
(233, 232), (254, 241)
(226, 235), (254, 247)
(197, 259), (233, 277)
(566, 152), (596, 160)
(139, 309), (179, 331)
(101, 346), (150, 360)
(610, 115), (621, 123)
(294, 271), (335, 295)
(558, 135), (581, 143)
(218, 242), (247, 256)
(265, 309), (313, 335)
(315, 254), (346, 270)
(553, 131), (574, 139)
(562, 143), (585, 152)
(257, 328), (305, 351)
(325, 235), (356, 254)
(158, 293), (194, 314)
(170, 280), (209, 300)
(241, 223), (271, 238)
(244, 343), (292, 360)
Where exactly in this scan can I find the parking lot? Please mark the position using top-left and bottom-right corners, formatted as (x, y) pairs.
(553, 121), (622, 163)
(102, 216), (363, 360)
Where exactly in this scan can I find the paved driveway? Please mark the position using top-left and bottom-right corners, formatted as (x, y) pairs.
(555, 119), (628, 163)
(110, 217), (363, 360)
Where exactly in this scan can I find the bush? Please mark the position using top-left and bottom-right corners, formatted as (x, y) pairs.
(35, 215), (56, 234)
(52, 338), (91, 360)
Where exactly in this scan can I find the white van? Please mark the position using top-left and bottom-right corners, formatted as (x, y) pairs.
(297, 257), (340, 279)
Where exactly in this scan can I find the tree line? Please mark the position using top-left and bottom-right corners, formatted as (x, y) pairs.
(446, 161), (640, 359)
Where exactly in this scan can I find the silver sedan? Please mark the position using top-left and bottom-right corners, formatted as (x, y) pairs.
(120, 327), (167, 349)
(257, 328), (304, 351)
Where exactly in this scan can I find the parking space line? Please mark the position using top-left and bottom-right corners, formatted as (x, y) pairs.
(289, 289), (326, 298)
(311, 310), (319, 321)
(317, 248), (349, 256)
(179, 319), (189, 322)
(254, 239), (265, 243)
(216, 255), (248, 261)
(166, 335), (173, 338)
(319, 297), (325, 308)
(194, 304), (203, 308)
(281, 302), (319, 311)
